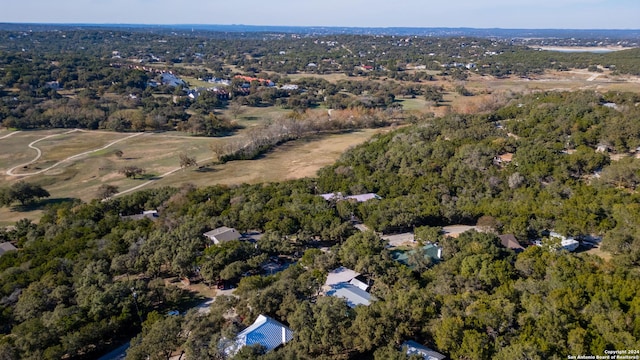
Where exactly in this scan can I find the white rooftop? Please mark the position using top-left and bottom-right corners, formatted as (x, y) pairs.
(325, 266), (360, 287)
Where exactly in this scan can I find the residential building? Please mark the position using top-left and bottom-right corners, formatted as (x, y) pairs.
(319, 192), (382, 202)
(401, 340), (446, 360)
(225, 315), (293, 355)
(326, 282), (375, 308)
(391, 244), (443, 268)
(324, 267), (375, 307)
(204, 226), (241, 245)
(121, 210), (159, 221)
(498, 234), (525, 253)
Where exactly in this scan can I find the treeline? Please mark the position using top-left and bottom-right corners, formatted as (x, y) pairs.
(213, 108), (401, 162)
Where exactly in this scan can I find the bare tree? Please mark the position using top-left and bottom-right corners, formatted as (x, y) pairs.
(179, 153), (198, 169)
(228, 101), (245, 119)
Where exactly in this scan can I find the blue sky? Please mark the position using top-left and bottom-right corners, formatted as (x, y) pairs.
(1, 0), (638, 29)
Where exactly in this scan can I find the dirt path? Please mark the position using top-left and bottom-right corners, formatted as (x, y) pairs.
(0, 131), (22, 140)
(6, 130), (144, 176)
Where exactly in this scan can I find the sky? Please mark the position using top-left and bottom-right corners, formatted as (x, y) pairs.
(1, 0), (638, 29)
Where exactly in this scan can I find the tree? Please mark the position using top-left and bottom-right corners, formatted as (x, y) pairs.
(96, 184), (119, 199)
(126, 313), (183, 360)
(178, 153), (198, 169)
(113, 149), (124, 158)
(228, 101), (245, 119)
(119, 166), (146, 179)
(0, 181), (50, 206)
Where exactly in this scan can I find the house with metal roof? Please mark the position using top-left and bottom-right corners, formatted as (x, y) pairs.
(324, 266), (360, 287)
(203, 226), (241, 245)
(402, 340), (446, 360)
(391, 244), (442, 268)
(227, 315), (293, 355)
(326, 282), (375, 308)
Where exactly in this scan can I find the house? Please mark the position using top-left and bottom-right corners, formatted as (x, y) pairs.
(550, 232), (580, 252)
(120, 210), (159, 221)
(401, 340), (446, 360)
(346, 193), (382, 202)
(536, 231), (580, 252)
(225, 315), (293, 355)
(595, 144), (611, 153)
(326, 282), (375, 308)
(319, 193), (382, 203)
(349, 274), (372, 292)
(160, 73), (186, 87)
(324, 267), (375, 307)
(203, 226), (240, 245)
(325, 266), (360, 287)
(391, 244), (443, 268)
(0, 242), (17, 256)
(498, 234), (524, 253)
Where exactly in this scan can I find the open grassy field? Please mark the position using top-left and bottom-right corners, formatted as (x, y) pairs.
(0, 125), (387, 225)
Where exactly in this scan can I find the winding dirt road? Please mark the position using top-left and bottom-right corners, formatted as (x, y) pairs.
(5, 130), (144, 176)
(0, 131), (22, 140)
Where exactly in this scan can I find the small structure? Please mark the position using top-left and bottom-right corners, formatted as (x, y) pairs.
(319, 193), (382, 203)
(498, 234), (525, 253)
(227, 315), (293, 355)
(595, 144), (611, 153)
(401, 340), (446, 360)
(121, 210), (159, 221)
(204, 226), (240, 245)
(0, 242), (17, 256)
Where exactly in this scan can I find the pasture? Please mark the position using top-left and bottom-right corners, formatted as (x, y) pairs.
(0, 126), (385, 225)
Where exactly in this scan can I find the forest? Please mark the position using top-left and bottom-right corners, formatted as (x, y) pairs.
(1, 89), (640, 359)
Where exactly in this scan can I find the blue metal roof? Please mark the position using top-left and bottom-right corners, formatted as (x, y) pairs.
(236, 315), (293, 353)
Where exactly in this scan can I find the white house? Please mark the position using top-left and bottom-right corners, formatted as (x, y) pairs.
(203, 226), (240, 245)
(224, 315), (293, 355)
(402, 340), (446, 360)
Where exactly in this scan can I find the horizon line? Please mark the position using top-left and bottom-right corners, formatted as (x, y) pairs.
(1, 22), (639, 32)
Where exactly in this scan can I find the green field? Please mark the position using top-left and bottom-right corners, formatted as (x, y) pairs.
(0, 125), (387, 225)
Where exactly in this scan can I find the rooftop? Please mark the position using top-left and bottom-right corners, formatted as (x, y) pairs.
(234, 315), (293, 354)
(326, 282), (374, 308)
(498, 234), (524, 252)
(203, 226), (240, 243)
(324, 266), (360, 287)
(402, 340), (446, 360)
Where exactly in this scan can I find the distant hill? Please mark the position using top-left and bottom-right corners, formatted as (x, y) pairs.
(0, 22), (639, 40)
